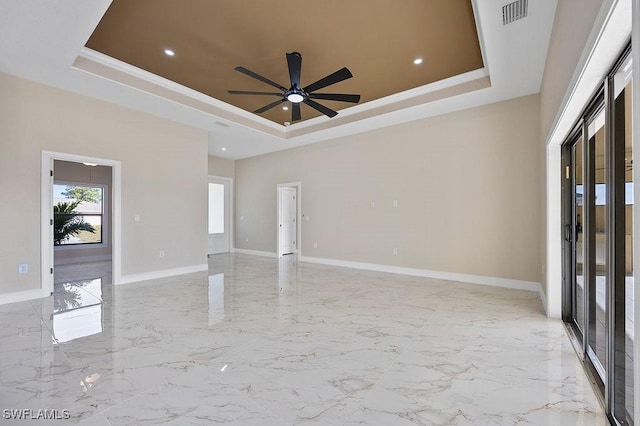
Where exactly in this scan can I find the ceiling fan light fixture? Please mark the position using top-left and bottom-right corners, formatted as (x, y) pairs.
(286, 93), (304, 103)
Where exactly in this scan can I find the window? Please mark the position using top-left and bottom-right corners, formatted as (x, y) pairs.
(208, 182), (225, 234)
(53, 184), (104, 245)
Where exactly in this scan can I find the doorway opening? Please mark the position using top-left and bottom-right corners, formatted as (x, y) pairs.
(41, 151), (121, 296)
(208, 176), (233, 255)
(277, 182), (301, 258)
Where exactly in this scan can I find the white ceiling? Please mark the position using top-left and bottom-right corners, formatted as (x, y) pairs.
(0, 0), (558, 160)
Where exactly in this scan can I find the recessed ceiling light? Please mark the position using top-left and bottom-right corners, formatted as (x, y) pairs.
(221, 147), (227, 151)
(164, 49), (175, 57)
(282, 106), (289, 111)
(413, 58), (423, 65)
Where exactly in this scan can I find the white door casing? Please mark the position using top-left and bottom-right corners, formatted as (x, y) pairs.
(42, 151), (122, 294)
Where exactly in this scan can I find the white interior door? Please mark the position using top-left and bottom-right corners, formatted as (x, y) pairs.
(279, 187), (297, 255)
(208, 177), (231, 254)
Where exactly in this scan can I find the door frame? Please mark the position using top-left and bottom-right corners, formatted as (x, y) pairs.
(41, 151), (122, 294)
(561, 123), (584, 335)
(207, 175), (234, 254)
(276, 182), (302, 258)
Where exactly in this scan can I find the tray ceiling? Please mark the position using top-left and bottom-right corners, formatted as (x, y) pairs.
(85, 0), (484, 125)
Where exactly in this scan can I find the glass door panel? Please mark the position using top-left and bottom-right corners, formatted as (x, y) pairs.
(586, 106), (608, 377)
(611, 51), (634, 425)
(574, 138), (585, 335)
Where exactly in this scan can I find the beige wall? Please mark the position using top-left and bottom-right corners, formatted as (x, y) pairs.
(236, 95), (542, 283)
(0, 72), (208, 295)
(208, 155), (235, 179)
(540, 0), (603, 140)
(53, 160), (113, 264)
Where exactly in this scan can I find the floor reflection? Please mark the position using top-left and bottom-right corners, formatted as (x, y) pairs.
(53, 279), (103, 343)
(54, 279), (102, 312)
(208, 273), (224, 325)
(52, 261), (111, 343)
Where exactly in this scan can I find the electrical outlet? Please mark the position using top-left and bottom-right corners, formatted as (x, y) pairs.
(245, 237), (249, 242)
(313, 242), (318, 249)
(159, 250), (165, 258)
(393, 248), (398, 255)
(371, 201), (376, 208)
(392, 200), (399, 208)
(18, 264), (28, 274)
(134, 214), (141, 222)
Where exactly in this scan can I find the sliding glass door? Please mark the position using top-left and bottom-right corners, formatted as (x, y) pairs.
(562, 45), (634, 425)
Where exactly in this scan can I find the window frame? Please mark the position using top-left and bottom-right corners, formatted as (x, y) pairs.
(53, 181), (109, 248)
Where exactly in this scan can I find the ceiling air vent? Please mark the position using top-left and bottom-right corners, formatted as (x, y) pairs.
(502, 0), (528, 25)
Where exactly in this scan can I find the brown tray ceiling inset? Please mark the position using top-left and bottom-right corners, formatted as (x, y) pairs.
(86, 0), (483, 125)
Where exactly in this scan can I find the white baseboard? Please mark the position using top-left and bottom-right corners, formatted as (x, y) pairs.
(299, 255), (542, 294)
(232, 248), (278, 258)
(117, 263), (208, 286)
(0, 288), (50, 305)
(54, 254), (112, 266)
(538, 285), (550, 316)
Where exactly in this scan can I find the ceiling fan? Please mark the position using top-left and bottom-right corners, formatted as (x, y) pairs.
(228, 52), (360, 122)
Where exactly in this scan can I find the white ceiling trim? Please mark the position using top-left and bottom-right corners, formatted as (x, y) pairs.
(76, 47), (490, 140)
(286, 68), (490, 132)
(76, 47), (283, 133)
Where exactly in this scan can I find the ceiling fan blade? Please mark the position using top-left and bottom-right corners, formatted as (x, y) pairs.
(287, 52), (302, 89)
(228, 90), (283, 96)
(234, 66), (288, 91)
(303, 67), (353, 93)
(292, 103), (301, 121)
(304, 99), (338, 118)
(254, 99), (286, 114)
(308, 93), (360, 103)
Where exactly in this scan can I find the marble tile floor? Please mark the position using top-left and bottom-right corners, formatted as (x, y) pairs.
(0, 254), (608, 425)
